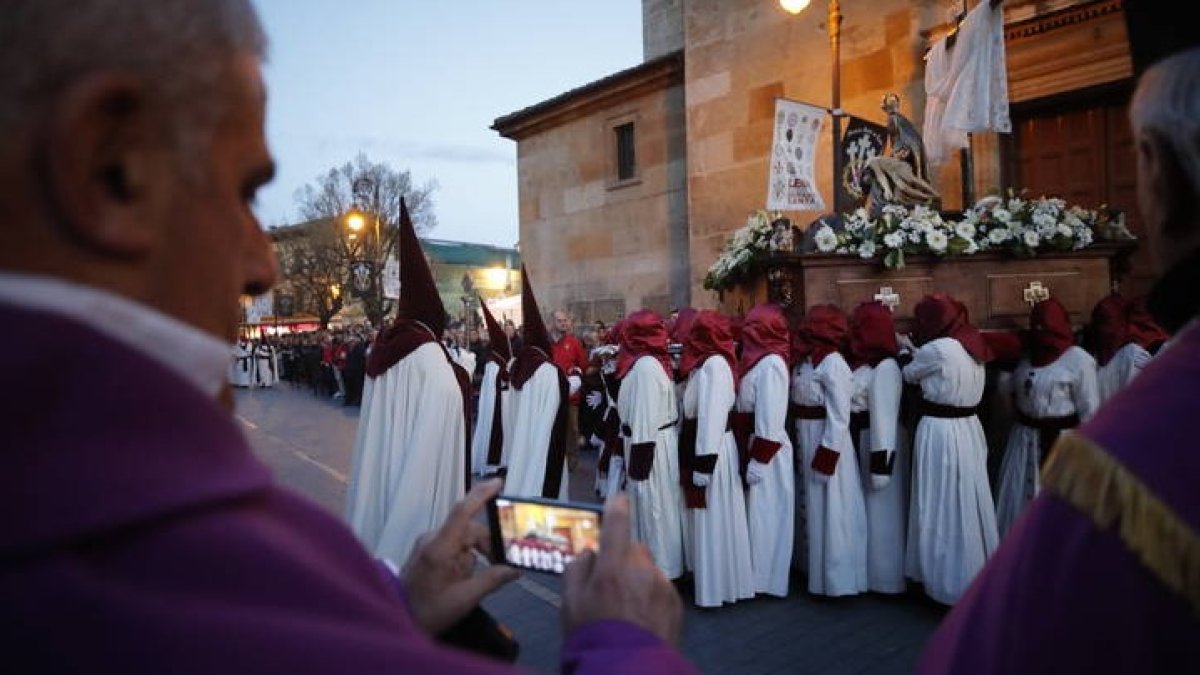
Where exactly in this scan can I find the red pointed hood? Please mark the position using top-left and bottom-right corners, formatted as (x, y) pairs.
(848, 300), (899, 369)
(1127, 296), (1170, 352)
(914, 293), (992, 363)
(510, 266), (555, 389)
(803, 304), (849, 367)
(669, 307), (698, 344)
(520, 265), (550, 353)
(479, 295), (511, 363)
(679, 310), (738, 383)
(616, 309), (672, 380)
(739, 303), (791, 376)
(395, 197), (445, 336)
(1026, 298), (1075, 367)
(1089, 293), (1128, 366)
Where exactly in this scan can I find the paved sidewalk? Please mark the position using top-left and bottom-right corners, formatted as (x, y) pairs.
(235, 384), (945, 674)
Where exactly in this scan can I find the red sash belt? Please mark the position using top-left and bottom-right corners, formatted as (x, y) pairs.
(917, 398), (978, 418)
(790, 404), (827, 420)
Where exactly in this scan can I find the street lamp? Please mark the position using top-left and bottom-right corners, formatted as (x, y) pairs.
(778, 0), (844, 213)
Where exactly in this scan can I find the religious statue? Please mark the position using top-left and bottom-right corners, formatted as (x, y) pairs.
(861, 93), (941, 218)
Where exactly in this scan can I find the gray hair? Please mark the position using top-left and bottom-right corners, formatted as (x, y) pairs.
(1130, 47), (1200, 195)
(0, 0), (266, 160)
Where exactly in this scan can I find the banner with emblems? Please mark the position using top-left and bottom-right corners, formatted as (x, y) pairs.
(766, 98), (826, 212)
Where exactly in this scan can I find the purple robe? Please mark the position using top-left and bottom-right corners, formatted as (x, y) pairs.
(917, 321), (1200, 673)
(0, 303), (695, 674)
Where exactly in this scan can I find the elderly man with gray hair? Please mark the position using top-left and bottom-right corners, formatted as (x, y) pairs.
(0, 2), (691, 673)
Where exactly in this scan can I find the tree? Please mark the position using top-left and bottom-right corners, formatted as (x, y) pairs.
(273, 219), (347, 329)
(292, 153), (438, 328)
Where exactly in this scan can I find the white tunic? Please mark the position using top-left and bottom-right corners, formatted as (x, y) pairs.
(791, 353), (869, 597)
(736, 354), (795, 598)
(1097, 342), (1152, 404)
(682, 356), (755, 607)
(252, 345), (277, 388)
(344, 341), (466, 567)
(995, 346), (1099, 535)
(902, 337), (999, 605)
(617, 356), (685, 580)
(850, 358), (909, 594)
(229, 343), (253, 388)
(504, 362), (568, 500)
(470, 359), (512, 475)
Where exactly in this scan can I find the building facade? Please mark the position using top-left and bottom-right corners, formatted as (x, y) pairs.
(495, 0), (1176, 315)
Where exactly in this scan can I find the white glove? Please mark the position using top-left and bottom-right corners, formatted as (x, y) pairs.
(585, 390), (603, 409)
(692, 471), (711, 488)
(589, 433), (605, 450)
(871, 474), (891, 491)
(897, 333), (917, 352)
(568, 375), (582, 396)
(746, 460), (767, 486)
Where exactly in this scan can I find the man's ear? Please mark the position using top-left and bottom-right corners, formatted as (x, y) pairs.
(42, 74), (164, 257)
(1141, 131), (1196, 238)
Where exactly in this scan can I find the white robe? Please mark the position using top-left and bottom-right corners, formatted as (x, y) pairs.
(995, 346), (1099, 535)
(229, 343), (252, 388)
(791, 353), (868, 597)
(617, 356), (685, 580)
(344, 341), (466, 567)
(504, 362), (568, 500)
(737, 354), (795, 598)
(682, 356), (755, 607)
(252, 345), (277, 388)
(851, 358), (909, 594)
(903, 337), (999, 605)
(470, 359), (512, 475)
(1097, 342), (1152, 404)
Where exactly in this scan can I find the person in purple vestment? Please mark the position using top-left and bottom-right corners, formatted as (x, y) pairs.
(0, 2), (692, 673)
(917, 45), (1200, 674)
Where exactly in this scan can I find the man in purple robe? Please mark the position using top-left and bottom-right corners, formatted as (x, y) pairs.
(917, 46), (1200, 674)
(0, 2), (692, 672)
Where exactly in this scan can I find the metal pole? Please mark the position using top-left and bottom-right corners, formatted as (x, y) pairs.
(829, 0), (843, 214)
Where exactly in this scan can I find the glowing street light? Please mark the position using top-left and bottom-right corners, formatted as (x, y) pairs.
(779, 0), (811, 14)
(345, 209), (367, 233)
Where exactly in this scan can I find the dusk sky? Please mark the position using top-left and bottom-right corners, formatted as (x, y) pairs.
(251, 0), (644, 247)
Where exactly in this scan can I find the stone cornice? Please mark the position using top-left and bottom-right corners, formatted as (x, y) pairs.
(1005, 0), (1124, 43)
(491, 51), (683, 141)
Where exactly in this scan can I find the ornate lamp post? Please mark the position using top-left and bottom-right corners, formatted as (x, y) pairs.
(779, 0), (844, 215)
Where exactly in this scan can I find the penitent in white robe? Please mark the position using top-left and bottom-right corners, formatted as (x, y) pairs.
(737, 354), (795, 598)
(851, 358), (909, 594)
(903, 337), (999, 605)
(470, 359), (512, 475)
(617, 356), (685, 580)
(1097, 342), (1152, 404)
(229, 343), (253, 388)
(345, 341), (465, 567)
(682, 356), (755, 607)
(252, 345), (277, 388)
(792, 353), (868, 597)
(995, 347), (1099, 535)
(504, 362), (568, 500)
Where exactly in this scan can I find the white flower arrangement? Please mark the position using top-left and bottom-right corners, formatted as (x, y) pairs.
(704, 209), (784, 291)
(704, 192), (1131, 288)
(816, 191), (1128, 270)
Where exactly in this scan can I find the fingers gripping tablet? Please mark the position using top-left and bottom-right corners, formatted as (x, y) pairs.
(487, 495), (602, 574)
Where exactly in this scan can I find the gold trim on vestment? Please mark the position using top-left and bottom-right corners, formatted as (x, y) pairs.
(1043, 432), (1200, 615)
